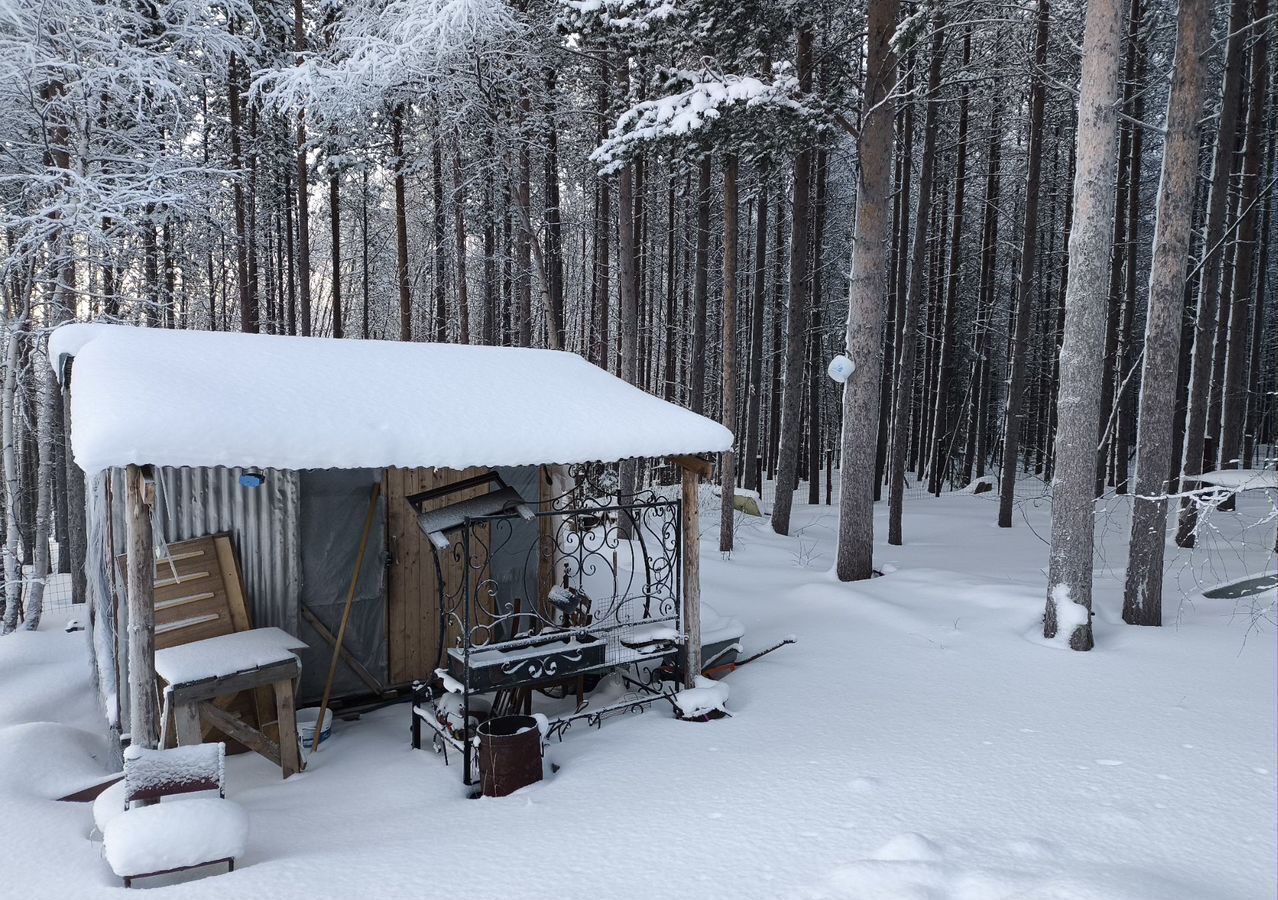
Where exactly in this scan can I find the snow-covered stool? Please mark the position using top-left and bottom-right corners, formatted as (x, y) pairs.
(103, 743), (248, 888)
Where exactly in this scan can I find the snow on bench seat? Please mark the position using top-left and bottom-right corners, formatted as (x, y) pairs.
(103, 799), (247, 880)
(154, 628), (306, 686)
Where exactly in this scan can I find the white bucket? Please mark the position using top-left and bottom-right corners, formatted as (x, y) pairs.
(297, 707), (333, 748)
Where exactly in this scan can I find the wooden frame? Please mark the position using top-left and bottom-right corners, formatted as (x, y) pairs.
(123, 857), (235, 889)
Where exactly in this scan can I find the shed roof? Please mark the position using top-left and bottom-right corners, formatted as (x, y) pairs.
(51, 324), (732, 474)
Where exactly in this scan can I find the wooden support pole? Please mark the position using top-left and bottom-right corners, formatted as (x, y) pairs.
(681, 465), (702, 687)
(125, 464), (159, 749)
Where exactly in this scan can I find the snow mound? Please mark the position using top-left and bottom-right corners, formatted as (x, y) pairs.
(103, 798), (247, 878)
(0, 722), (110, 799)
(673, 676), (729, 719)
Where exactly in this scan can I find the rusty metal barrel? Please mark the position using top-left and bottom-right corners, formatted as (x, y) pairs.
(476, 715), (542, 797)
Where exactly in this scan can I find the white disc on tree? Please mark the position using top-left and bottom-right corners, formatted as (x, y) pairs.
(827, 354), (855, 383)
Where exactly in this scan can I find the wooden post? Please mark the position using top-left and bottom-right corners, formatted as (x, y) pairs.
(679, 462), (705, 688)
(125, 464), (159, 749)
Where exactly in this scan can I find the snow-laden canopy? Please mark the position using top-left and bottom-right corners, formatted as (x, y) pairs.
(51, 324), (732, 474)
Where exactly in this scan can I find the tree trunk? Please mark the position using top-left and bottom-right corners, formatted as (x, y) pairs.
(292, 0), (312, 337)
(1122, 0), (1211, 626)
(887, 10), (944, 546)
(807, 148), (830, 507)
(743, 178), (769, 493)
(1218, 2), (1269, 478)
(329, 170), (343, 339)
(964, 100), (1003, 486)
(997, 0), (1049, 527)
(720, 154), (740, 553)
(1, 316), (23, 631)
(516, 97), (533, 348)
(125, 464), (158, 749)
(837, 0), (897, 580)
(1176, 0), (1249, 547)
(772, 28), (816, 537)
(689, 155), (711, 414)
(929, 27), (971, 495)
(1044, 0), (1126, 651)
(453, 142), (470, 344)
(228, 49), (254, 333)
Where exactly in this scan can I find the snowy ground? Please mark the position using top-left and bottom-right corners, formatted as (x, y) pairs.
(1, 484), (1274, 899)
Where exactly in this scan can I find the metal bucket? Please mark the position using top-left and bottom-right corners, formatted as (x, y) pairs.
(476, 715), (542, 797)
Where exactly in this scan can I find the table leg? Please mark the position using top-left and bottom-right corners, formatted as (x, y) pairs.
(173, 700), (202, 747)
(158, 690), (173, 748)
(273, 678), (302, 778)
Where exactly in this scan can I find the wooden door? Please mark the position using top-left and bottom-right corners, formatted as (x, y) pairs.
(385, 467), (493, 685)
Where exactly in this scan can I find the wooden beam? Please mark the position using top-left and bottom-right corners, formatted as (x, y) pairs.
(125, 464), (159, 749)
(173, 700), (203, 748)
(671, 454), (714, 479)
(272, 677), (302, 777)
(301, 603), (384, 695)
(681, 467), (702, 688)
(166, 658), (301, 704)
(198, 701), (283, 768)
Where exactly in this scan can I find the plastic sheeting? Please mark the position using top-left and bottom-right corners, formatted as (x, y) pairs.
(294, 469), (386, 701)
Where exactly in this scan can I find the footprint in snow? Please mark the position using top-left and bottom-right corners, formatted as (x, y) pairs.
(873, 832), (944, 862)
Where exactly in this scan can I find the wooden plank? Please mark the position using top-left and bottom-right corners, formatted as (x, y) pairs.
(198, 702), (283, 768)
(386, 466), (497, 685)
(167, 658), (302, 704)
(272, 678), (301, 777)
(156, 570), (210, 588)
(682, 467), (702, 687)
(173, 700), (202, 747)
(672, 454), (715, 479)
(213, 535), (253, 633)
(301, 604), (384, 694)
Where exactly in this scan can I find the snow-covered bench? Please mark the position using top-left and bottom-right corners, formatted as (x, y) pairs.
(102, 742), (248, 888)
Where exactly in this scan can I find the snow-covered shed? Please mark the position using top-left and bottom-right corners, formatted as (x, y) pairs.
(52, 324), (731, 755)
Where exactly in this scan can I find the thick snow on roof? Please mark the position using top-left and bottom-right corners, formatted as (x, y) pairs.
(52, 324), (733, 474)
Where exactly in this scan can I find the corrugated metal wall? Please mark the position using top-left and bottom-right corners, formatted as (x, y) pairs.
(107, 466), (302, 636)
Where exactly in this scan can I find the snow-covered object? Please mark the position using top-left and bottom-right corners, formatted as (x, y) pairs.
(826, 354), (856, 384)
(591, 69), (811, 175)
(103, 799), (247, 879)
(153, 628), (305, 685)
(50, 324), (732, 474)
(701, 602), (746, 647)
(123, 742), (224, 799)
(673, 676), (730, 719)
(93, 780), (222, 836)
(1195, 469), (1278, 491)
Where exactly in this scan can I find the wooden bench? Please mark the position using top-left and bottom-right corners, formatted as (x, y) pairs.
(103, 742), (248, 888)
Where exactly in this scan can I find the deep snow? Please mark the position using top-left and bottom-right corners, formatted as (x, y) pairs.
(49, 323), (732, 473)
(0, 483), (1273, 898)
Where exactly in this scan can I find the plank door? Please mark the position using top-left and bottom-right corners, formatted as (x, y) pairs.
(385, 467), (494, 685)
